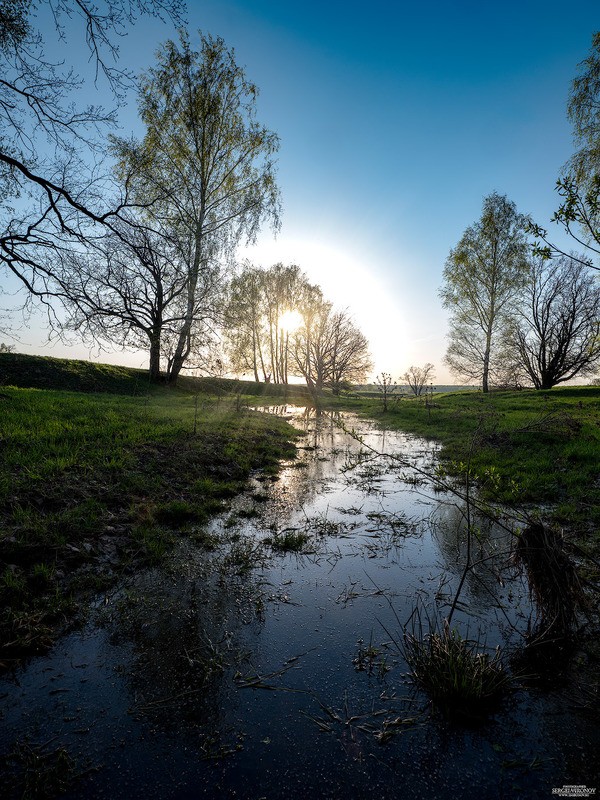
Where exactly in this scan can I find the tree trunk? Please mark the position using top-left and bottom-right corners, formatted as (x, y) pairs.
(149, 330), (162, 382)
(168, 227), (203, 386)
(252, 327), (259, 383)
(482, 322), (493, 393)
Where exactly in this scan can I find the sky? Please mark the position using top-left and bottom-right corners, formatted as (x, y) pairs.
(7, 0), (600, 382)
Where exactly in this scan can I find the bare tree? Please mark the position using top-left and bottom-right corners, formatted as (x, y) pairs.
(374, 372), (397, 412)
(403, 363), (435, 397)
(0, 1), (184, 307)
(441, 193), (530, 392)
(291, 304), (372, 394)
(510, 255), (600, 389)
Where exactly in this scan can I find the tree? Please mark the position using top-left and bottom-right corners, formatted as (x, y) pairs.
(402, 363), (435, 397)
(530, 175), (600, 272)
(374, 373), (396, 412)
(224, 261), (371, 392)
(568, 31), (600, 181)
(530, 32), (600, 270)
(510, 255), (600, 389)
(441, 193), (530, 392)
(0, 1), (184, 306)
(111, 31), (280, 384)
(224, 263), (313, 384)
(224, 265), (269, 382)
(54, 215), (224, 382)
(291, 305), (372, 394)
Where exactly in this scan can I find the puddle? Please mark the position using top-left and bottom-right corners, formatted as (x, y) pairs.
(1, 407), (598, 798)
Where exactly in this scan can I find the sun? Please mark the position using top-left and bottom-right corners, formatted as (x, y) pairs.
(279, 309), (303, 334)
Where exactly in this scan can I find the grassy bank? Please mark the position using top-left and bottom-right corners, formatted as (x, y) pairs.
(335, 387), (600, 529)
(0, 351), (313, 400)
(0, 377), (299, 667)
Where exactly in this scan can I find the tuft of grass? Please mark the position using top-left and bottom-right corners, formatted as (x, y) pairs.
(403, 620), (512, 720)
(265, 528), (311, 552)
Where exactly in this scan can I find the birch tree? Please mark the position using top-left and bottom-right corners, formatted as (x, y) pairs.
(441, 193), (530, 392)
(112, 31), (280, 383)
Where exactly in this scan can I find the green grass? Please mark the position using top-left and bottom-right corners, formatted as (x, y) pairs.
(0, 370), (299, 665)
(0, 351), (314, 400)
(265, 528), (311, 552)
(339, 387), (600, 529)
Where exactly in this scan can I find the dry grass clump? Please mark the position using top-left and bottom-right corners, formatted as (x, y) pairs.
(515, 523), (587, 641)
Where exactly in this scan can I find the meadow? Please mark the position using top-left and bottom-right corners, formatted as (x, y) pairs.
(1, 353), (598, 667)
(0, 354), (299, 665)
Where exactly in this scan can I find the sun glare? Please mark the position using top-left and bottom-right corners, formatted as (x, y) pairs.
(279, 309), (303, 333)
(238, 234), (416, 377)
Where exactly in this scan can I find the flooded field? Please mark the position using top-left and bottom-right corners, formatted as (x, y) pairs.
(1, 407), (598, 798)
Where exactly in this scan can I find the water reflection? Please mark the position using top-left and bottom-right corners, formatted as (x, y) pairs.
(1, 406), (597, 799)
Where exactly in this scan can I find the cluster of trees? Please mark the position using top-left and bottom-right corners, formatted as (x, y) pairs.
(442, 193), (600, 391)
(0, 4), (284, 385)
(225, 263), (372, 392)
(0, 3), (371, 390)
(442, 33), (600, 392)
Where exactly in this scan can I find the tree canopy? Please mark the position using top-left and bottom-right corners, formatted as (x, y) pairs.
(224, 261), (372, 392)
(510, 255), (600, 389)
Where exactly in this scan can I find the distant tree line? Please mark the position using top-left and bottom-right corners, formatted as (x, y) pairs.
(441, 32), (600, 391)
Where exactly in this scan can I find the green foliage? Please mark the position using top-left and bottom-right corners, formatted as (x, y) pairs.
(441, 193), (530, 392)
(110, 31), (280, 384)
(265, 529), (311, 552)
(568, 31), (600, 177)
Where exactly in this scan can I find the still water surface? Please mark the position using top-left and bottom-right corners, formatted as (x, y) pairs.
(1, 407), (597, 798)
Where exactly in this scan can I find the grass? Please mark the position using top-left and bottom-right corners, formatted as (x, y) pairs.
(0, 362), (299, 665)
(265, 528), (311, 552)
(333, 387), (600, 529)
(403, 620), (512, 720)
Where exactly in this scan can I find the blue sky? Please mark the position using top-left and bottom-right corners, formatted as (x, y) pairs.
(14, 0), (600, 381)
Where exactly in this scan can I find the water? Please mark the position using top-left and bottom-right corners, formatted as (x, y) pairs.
(1, 407), (597, 798)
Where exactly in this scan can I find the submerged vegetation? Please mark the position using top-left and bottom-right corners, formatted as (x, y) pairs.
(339, 385), (600, 528)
